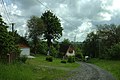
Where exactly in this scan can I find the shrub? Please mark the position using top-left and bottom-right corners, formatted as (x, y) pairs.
(46, 56), (53, 62)
(67, 56), (75, 63)
(61, 60), (67, 63)
(50, 46), (59, 58)
(108, 43), (120, 60)
(19, 55), (28, 63)
(37, 41), (48, 55)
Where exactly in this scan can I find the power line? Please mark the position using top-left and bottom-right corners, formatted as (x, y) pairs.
(36, 0), (80, 42)
(36, 0), (78, 29)
(1, 0), (11, 24)
(0, 0), (9, 23)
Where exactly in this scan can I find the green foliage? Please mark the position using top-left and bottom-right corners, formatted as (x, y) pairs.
(67, 56), (75, 63)
(41, 10), (63, 40)
(108, 43), (120, 60)
(27, 11), (63, 55)
(9, 31), (26, 44)
(19, 55), (28, 63)
(0, 15), (20, 62)
(46, 56), (53, 62)
(41, 10), (63, 52)
(82, 24), (120, 59)
(75, 45), (84, 61)
(0, 55), (79, 80)
(50, 46), (59, 57)
(36, 41), (48, 55)
(62, 38), (71, 45)
(61, 60), (67, 64)
(0, 63), (34, 80)
(27, 16), (44, 54)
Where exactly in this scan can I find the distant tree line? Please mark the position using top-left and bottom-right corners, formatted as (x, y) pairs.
(82, 24), (120, 60)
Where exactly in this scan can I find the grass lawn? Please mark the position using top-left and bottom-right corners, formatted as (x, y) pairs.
(0, 55), (79, 80)
(89, 58), (120, 80)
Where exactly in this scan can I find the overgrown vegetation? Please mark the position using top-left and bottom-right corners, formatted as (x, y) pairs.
(82, 24), (120, 60)
(67, 56), (75, 63)
(46, 56), (53, 62)
(61, 60), (67, 63)
(19, 55), (28, 63)
(0, 15), (20, 63)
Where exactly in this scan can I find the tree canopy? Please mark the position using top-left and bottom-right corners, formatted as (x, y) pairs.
(41, 10), (63, 47)
(82, 24), (120, 60)
(27, 16), (45, 54)
(0, 15), (20, 62)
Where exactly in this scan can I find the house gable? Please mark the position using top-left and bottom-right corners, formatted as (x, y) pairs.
(66, 45), (75, 56)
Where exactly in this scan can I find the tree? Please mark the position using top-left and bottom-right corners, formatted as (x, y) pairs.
(62, 38), (71, 45)
(82, 32), (99, 58)
(9, 31), (28, 45)
(41, 10), (63, 55)
(27, 16), (44, 54)
(0, 15), (20, 63)
(82, 24), (120, 59)
(108, 43), (120, 60)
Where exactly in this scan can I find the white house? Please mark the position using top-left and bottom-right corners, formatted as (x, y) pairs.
(19, 44), (35, 58)
(19, 44), (30, 56)
(66, 45), (75, 57)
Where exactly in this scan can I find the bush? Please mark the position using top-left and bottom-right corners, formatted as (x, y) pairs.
(108, 43), (120, 60)
(37, 41), (48, 55)
(46, 56), (53, 62)
(67, 56), (75, 63)
(61, 60), (67, 63)
(19, 55), (28, 63)
(75, 46), (84, 61)
(50, 46), (59, 58)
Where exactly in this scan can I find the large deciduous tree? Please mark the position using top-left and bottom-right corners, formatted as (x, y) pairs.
(27, 16), (44, 54)
(41, 10), (63, 55)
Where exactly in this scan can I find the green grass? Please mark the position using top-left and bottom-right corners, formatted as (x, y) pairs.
(0, 63), (34, 80)
(89, 58), (120, 80)
(0, 55), (79, 80)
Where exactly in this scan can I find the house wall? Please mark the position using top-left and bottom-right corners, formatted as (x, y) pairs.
(66, 50), (75, 56)
(20, 48), (30, 56)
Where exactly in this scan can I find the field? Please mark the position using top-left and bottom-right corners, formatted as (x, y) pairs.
(89, 58), (120, 80)
(0, 55), (79, 80)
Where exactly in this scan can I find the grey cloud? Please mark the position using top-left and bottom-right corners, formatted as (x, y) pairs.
(4, 0), (118, 42)
(12, 0), (38, 9)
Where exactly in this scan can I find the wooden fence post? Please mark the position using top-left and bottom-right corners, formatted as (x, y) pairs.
(7, 54), (10, 63)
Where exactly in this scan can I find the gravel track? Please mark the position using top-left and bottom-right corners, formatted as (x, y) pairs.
(67, 62), (116, 80)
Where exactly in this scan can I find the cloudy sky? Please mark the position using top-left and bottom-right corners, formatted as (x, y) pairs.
(0, 0), (120, 42)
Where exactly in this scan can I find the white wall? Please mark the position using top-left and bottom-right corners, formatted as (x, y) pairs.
(20, 48), (30, 56)
(66, 50), (75, 56)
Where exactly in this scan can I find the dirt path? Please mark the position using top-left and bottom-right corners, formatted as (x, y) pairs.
(67, 62), (116, 80)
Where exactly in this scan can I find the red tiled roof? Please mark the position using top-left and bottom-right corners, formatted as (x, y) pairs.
(18, 44), (29, 48)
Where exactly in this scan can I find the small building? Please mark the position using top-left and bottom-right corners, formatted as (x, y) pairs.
(59, 44), (75, 58)
(66, 45), (75, 57)
(19, 44), (35, 58)
(19, 44), (30, 57)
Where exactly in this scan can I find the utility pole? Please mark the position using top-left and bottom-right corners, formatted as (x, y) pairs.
(98, 39), (101, 58)
(11, 23), (15, 37)
(11, 23), (14, 32)
(8, 23), (15, 63)
(74, 35), (76, 42)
